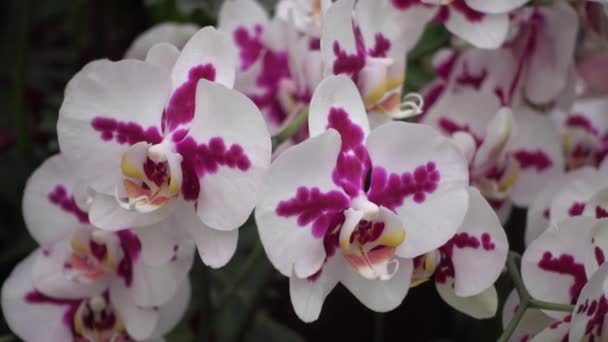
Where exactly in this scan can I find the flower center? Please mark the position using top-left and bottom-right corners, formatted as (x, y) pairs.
(118, 141), (183, 213)
(562, 127), (604, 170)
(66, 231), (120, 283)
(73, 295), (130, 342)
(338, 197), (406, 280)
(475, 157), (520, 203)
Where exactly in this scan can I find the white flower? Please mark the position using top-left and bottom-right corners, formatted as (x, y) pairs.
(57, 27), (271, 266)
(255, 75), (470, 321)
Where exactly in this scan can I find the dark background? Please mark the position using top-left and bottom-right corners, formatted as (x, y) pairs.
(0, 0), (527, 341)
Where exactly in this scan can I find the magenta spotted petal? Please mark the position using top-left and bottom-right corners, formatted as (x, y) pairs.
(522, 216), (598, 319)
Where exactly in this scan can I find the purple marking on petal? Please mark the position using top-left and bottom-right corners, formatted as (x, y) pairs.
(450, 0), (484, 22)
(418, 82), (445, 121)
(368, 33), (391, 58)
(89, 240), (108, 262)
(234, 25), (264, 71)
(326, 108), (369, 197)
(164, 64), (216, 132)
(455, 62), (487, 89)
(595, 246), (605, 265)
(332, 41), (365, 80)
(435, 232), (495, 284)
(437, 117), (483, 146)
(91, 117), (162, 145)
(391, 0), (422, 10)
(435, 51), (460, 80)
(248, 50), (291, 126)
(548, 315), (571, 330)
(276, 187), (349, 238)
(116, 230), (141, 288)
(512, 149), (553, 172)
(176, 136), (251, 201)
(309, 38), (321, 50)
(566, 114), (600, 136)
(144, 158), (169, 187)
(580, 296), (608, 337)
(25, 290), (81, 330)
(538, 251), (586, 304)
(367, 163), (440, 211)
(597, 206), (608, 218)
(569, 202), (586, 216)
(307, 224), (343, 283)
(433, 0), (485, 24)
(48, 185), (89, 224)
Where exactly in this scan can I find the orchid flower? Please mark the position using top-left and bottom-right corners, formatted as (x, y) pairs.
(321, 0), (428, 119)
(255, 75), (469, 322)
(3, 154), (194, 341)
(422, 89), (563, 221)
(124, 22), (200, 60)
(2, 251), (190, 342)
(219, 0), (323, 137)
(423, 0), (578, 108)
(556, 97), (608, 170)
(57, 27), (271, 266)
(526, 165), (608, 244)
(390, 0), (528, 49)
(505, 217), (608, 341)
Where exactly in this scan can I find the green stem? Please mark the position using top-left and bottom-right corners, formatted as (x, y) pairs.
(272, 108), (309, 149)
(497, 296), (530, 342)
(0, 335), (16, 342)
(216, 241), (263, 308)
(529, 299), (575, 312)
(498, 252), (530, 342)
(506, 252), (529, 301)
(196, 266), (212, 342)
(373, 313), (384, 342)
(498, 252), (576, 341)
(14, 0), (30, 157)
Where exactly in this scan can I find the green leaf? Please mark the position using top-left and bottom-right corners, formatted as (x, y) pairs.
(244, 312), (306, 342)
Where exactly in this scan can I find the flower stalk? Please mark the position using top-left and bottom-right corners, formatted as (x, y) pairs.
(498, 252), (575, 342)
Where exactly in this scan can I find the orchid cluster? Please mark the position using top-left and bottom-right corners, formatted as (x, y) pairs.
(3, 0), (608, 340)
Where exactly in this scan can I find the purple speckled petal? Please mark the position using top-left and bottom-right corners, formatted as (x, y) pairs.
(218, 0), (269, 69)
(185, 78), (271, 232)
(570, 262), (608, 341)
(23, 155), (89, 245)
(164, 64), (216, 132)
(171, 27), (236, 91)
(436, 187), (508, 297)
(58, 59), (171, 195)
(256, 130), (343, 278)
(509, 109), (564, 207)
(522, 216), (597, 320)
(308, 76), (371, 196)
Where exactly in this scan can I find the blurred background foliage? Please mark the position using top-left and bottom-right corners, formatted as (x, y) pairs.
(0, 0), (527, 341)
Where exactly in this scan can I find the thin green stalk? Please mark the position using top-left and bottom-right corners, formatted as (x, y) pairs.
(196, 266), (212, 342)
(0, 335), (16, 342)
(14, 0), (30, 157)
(506, 252), (529, 301)
(498, 252), (576, 341)
(272, 108), (309, 148)
(216, 241), (263, 308)
(374, 312), (384, 342)
(528, 299), (575, 312)
(497, 296), (530, 342)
